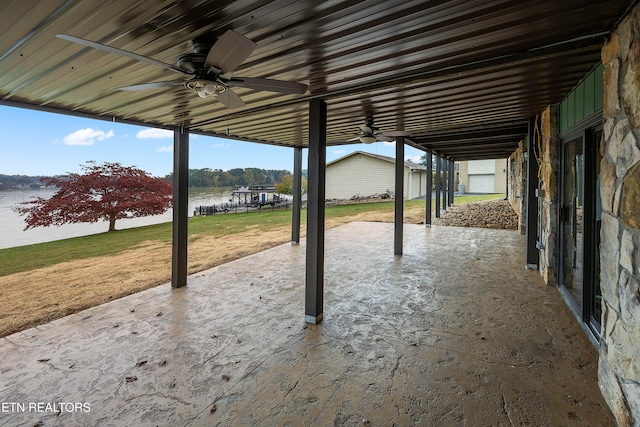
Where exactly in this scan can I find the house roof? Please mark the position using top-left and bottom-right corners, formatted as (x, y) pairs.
(0, 1), (634, 160)
(326, 151), (426, 170)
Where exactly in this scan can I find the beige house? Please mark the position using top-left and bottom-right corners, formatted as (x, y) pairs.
(326, 151), (427, 200)
(458, 159), (507, 193)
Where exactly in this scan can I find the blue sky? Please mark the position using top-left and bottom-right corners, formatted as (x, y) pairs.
(0, 105), (424, 177)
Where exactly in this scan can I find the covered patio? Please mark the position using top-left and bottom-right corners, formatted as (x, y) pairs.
(3, 1), (640, 423)
(0, 223), (612, 426)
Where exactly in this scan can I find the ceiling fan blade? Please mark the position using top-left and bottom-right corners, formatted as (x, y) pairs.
(228, 77), (307, 94)
(347, 137), (361, 142)
(56, 34), (189, 75)
(215, 88), (245, 109)
(117, 81), (184, 91)
(205, 30), (256, 74)
(377, 135), (395, 142)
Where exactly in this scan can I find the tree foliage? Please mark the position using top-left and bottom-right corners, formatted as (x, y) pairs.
(0, 174), (48, 190)
(275, 175), (308, 195)
(165, 167), (291, 188)
(14, 162), (173, 232)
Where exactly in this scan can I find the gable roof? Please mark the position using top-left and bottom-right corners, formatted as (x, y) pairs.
(327, 151), (426, 170)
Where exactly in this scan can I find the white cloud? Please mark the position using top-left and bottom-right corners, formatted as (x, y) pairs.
(332, 149), (346, 155)
(383, 140), (396, 146)
(407, 154), (423, 163)
(136, 128), (173, 139)
(63, 128), (114, 146)
(212, 142), (230, 149)
(155, 145), (173, 153)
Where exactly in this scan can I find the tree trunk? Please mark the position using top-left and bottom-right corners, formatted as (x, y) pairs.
(108, 217), (116, 232)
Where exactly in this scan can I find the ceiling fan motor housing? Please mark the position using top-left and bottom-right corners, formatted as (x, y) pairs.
(176, 53), (207, 73)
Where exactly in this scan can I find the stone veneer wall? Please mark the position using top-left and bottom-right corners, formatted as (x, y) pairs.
(598, 5), (640, 426)
(538, 106), (558, 285)
(507, 141), (526, 234)
(506, 110), (558, 283)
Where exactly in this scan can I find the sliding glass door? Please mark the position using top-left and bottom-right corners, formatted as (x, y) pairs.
(561, 137), (585, 310)
(559, 126), (602, 336)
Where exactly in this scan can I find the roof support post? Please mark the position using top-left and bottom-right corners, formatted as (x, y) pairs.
(291, 146), (303, 245)
(425, 150), (433, 227)
(171, 128), (189, 288)
(305, 99), (326, 324)
(435, 154), (441, 218)
(448, 159), (455, 206)
(525, 116), (540, 268)
(394, 136), (405, 256)
(505, 156), (509, 198)
(442, 157), (448, 210)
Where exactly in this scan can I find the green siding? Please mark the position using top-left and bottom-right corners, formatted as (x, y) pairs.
(595, 63), (604, 111)
(560, 100), (568, 131)
(567, 91), (575, 128)
(559, 64), (603, 133)
(584, 72), (595, 117)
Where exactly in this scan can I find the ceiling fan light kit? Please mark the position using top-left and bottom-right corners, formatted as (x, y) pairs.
(187, 81), (223, 98)
(360, 136), (377, 144)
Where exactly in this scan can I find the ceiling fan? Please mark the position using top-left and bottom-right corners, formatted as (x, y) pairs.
(347, 117), (411, 144)
(56, 30), (308, 109)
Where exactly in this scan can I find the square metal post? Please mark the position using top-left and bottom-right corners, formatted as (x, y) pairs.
(448, 159), (455, 206)
(394, 136), (405, 255)
(435, 154), (441, 218)
(172, 128), (189, 288)
(525, 116), (540, 268)
(505, 157), (509, 198)
(425, 151), (432, 226)
(442, 157), (448, 210)
(305, 99), (326, 324)
(291, 146), (303, 245)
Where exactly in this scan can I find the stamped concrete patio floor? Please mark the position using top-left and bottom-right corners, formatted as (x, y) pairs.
(0, 222), (613, 426)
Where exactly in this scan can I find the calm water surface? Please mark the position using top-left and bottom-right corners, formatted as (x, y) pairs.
(0, 187), (234, 249)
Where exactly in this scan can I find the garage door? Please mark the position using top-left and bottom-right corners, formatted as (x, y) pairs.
(468, 174), (495, 193)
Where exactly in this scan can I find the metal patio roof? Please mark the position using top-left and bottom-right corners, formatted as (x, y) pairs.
(0, 0), (635, 160)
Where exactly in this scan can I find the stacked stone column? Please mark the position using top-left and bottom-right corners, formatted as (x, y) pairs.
(539, 106), (558, 285)
(599, 6), (640, 426)
(507, 142), (526, 235)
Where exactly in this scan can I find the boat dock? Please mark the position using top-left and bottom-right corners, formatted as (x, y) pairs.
(194, 185), (290, 216)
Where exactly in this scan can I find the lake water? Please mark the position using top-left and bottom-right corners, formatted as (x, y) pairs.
(0, 187), (235, 249)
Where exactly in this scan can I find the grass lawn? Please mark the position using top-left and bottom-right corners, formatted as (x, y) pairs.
(0, 193), (504, 337)
(0, 193), (504, 277)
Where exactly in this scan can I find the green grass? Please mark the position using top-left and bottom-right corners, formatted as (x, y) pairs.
(0, 193), (504, 277)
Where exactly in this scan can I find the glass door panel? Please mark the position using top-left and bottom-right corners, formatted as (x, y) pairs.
(562, 137), (585, 311)
(590, 130), (603, 331)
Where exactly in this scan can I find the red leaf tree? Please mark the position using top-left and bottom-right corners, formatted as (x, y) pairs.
(15, 161), (173, 232)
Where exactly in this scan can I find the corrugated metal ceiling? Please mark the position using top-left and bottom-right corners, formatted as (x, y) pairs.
(0, 0), (635, 160)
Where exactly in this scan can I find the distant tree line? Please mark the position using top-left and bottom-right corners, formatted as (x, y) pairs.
(0, 174), (49, 190)
(3, 166), (299, 191)
(164, 167), (293, 188)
